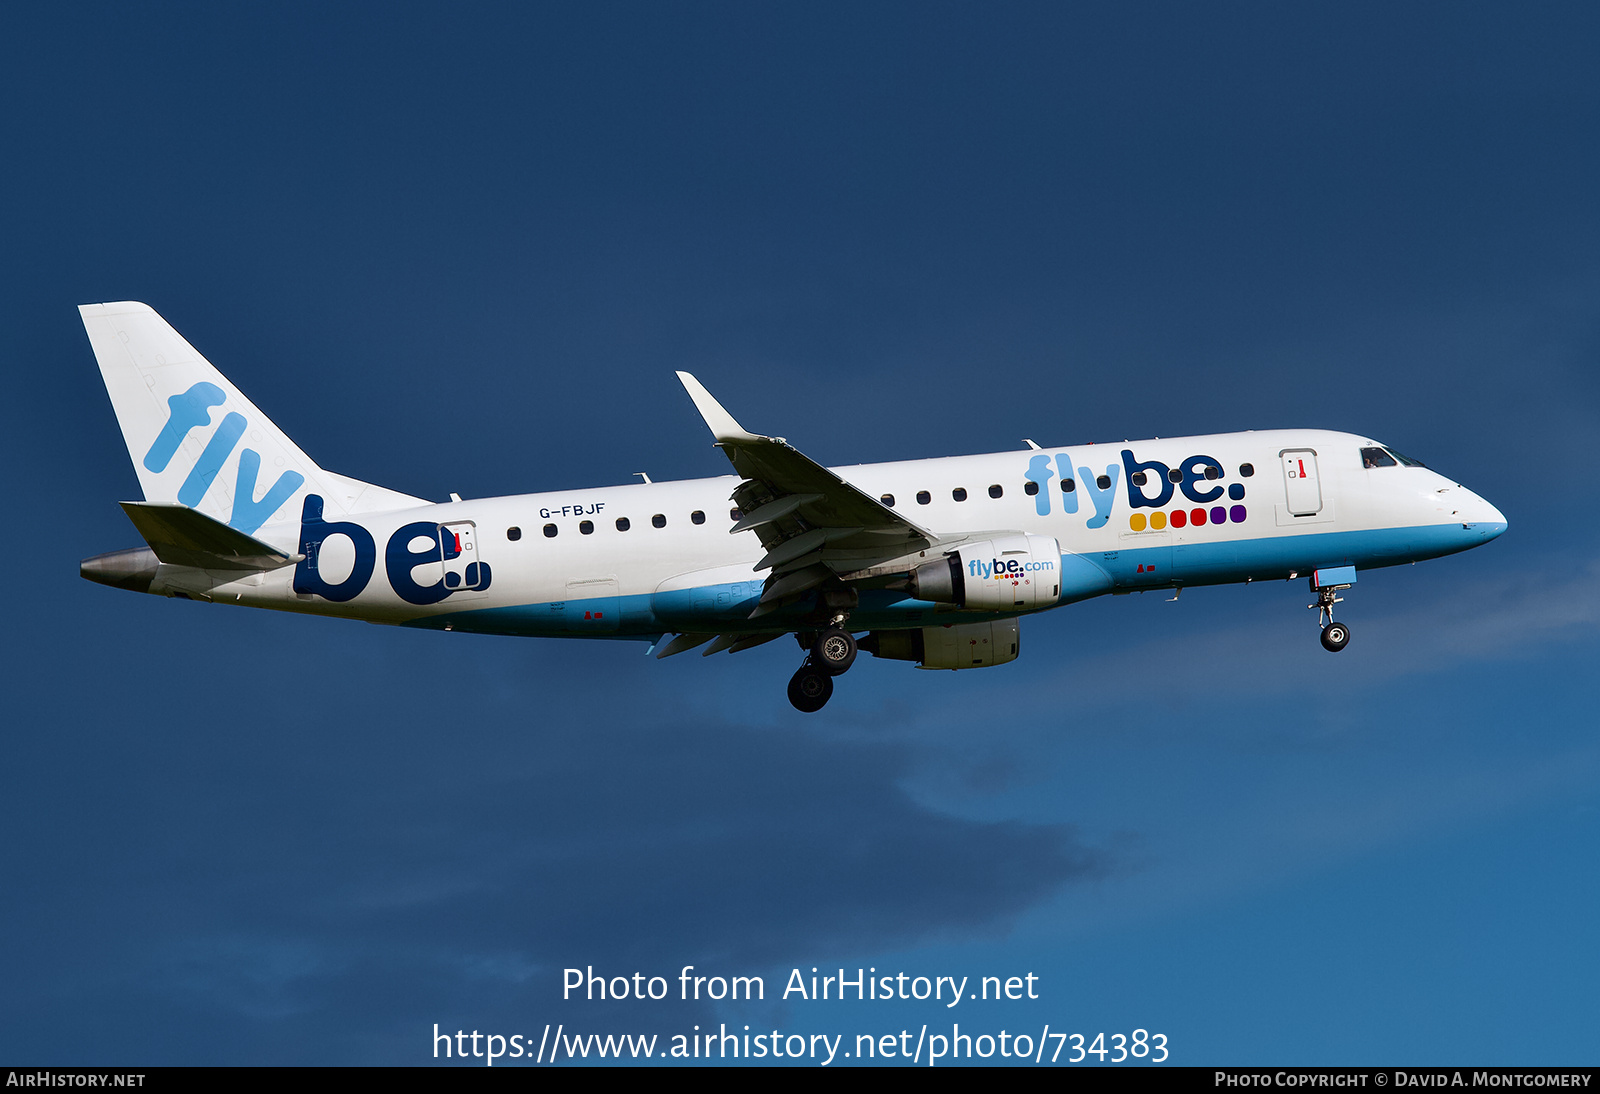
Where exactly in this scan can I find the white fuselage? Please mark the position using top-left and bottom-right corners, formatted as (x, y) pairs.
(152, 428), (1506, 640)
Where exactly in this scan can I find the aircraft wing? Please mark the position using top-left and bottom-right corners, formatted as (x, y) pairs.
(676, 373), (936, 614)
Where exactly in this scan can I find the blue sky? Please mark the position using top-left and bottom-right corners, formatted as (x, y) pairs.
(2, 2), (1597, 1065)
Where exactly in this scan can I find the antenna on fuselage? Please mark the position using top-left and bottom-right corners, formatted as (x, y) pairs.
(634, 472), (653, 484)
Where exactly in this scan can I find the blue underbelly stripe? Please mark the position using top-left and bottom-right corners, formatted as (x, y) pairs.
(401, 521), (1503, 638)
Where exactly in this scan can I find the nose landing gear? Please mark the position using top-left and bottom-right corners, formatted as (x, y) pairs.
(1308, 567), (1356, 653)
(787, 617), (858, 712)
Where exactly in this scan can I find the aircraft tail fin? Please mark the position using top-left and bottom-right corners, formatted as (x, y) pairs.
(79, 302), (423, 534)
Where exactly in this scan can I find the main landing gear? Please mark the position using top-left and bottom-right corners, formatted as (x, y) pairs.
(787, 661), (833, 713)
(787, 621), (857, 713)
(1308, 571), (1355, 653)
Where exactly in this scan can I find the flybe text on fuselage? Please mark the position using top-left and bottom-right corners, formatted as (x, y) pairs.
(293, 495), (493, 606)
(1021, 447), (1251, 530)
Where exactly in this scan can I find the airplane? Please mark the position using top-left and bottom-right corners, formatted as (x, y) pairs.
(78, 302), (1508, 712)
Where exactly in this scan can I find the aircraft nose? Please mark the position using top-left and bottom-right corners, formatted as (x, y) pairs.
(1456, 488), (1508, 540)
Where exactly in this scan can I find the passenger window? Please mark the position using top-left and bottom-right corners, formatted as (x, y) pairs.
(652, 514), (667, 528)
(1061, 478), (1075, 493)
(881, 494), (895, 507)
(579, 520), (594, 535)
(916, 491), (931, 505)
(1361, 447), (1397, 469)
(616, 517), (631, 531)
(543, 524), (558, 538)
(507, 526), (522, 541)
(1239, 463), (1255, 477)
(1096, 474), (1111, 490)
(1130, 471), (1147, 487)
(952, 487), (968, 502)
(1024, 481), (1039, 496)
(1167, 468), (1182, 483)
(691, 510), (705, 525)
(1204, 465), (1221, 480)
(988, 484), (1003, 498)
(729, 508), (741, 521)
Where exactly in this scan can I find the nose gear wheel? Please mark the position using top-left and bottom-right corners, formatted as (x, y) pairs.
(1309, 579), (1353, 653)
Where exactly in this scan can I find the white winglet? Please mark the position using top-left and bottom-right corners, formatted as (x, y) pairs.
(675, 372), (764, 444)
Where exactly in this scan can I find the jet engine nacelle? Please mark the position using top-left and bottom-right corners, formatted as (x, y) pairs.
(908, 534), (1061, 610)
(862, 619), (1020, 669)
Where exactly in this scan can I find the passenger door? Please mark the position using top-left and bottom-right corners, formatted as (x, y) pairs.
(1281, 449), (1323, 516)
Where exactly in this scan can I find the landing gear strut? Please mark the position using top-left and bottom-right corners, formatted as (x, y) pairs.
(1308, 569), (1355, 653)
(788, 617), (857, 712)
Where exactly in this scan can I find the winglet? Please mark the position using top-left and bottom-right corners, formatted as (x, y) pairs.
(675, 372), (764, 445)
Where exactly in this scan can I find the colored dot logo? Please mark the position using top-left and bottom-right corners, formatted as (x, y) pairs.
(1129, 506), (1248, 531)
(1118, 459), (1248, 533)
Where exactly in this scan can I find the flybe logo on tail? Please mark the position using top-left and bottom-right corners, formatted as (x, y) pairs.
(143, 382), (305, 534)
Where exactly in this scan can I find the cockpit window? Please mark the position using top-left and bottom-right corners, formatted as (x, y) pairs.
(1361, 447), (1397, 469)
(1384, 447), (1426, 468)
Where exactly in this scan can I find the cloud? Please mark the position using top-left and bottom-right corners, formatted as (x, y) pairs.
(0, 616), (1117, 1062)
(1011, 556), (1600, 709)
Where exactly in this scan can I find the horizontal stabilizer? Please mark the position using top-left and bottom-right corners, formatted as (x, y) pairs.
(120, 501), (301, 571)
